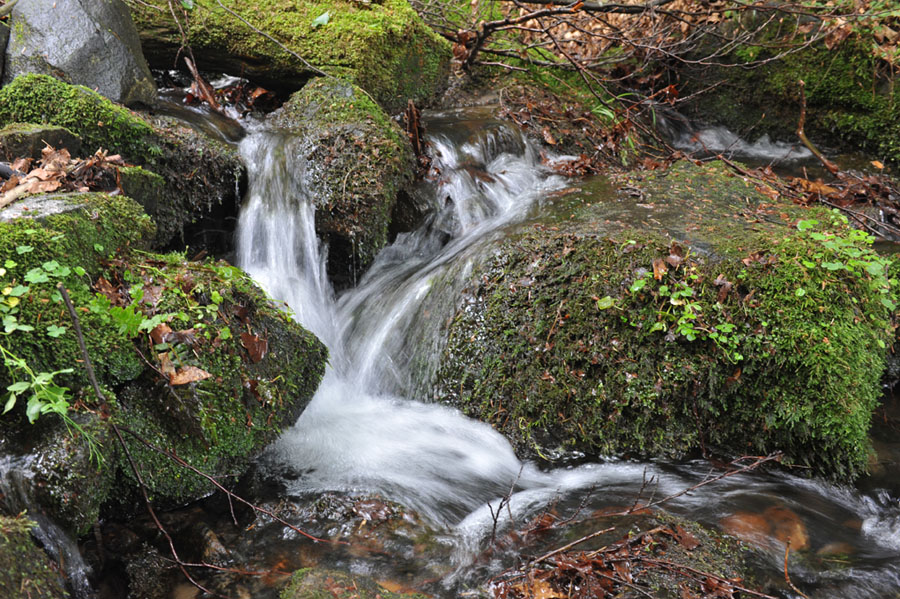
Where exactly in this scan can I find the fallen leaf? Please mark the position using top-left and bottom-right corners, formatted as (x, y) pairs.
(169, 365), (212, 385)
(652, 257), (667, 280)
(872, 160), (885, 170)
(150, 323), (173, 346)
(674, 525), (700, 550)
(241, 332), (268, 363)
(541, 126), (557, 145)
(157, 352), (176, 378)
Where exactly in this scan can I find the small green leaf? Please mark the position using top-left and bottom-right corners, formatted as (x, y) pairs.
(311, 11), (330, 28)
(881, 297), (897, 311)
(796, 219), (818, 232)
(629, 278), (647, 293)
(219, 327), (232, 341)
(94, 244), (104, 253)
(4, 260), (16, 269)
(7, 381), (30, 393)
(181, 0), (194, 8)
(821, 261), (844, 271)
(3, 393), (16, 414)
(795, 287), (806, 297)
(9, 285), (29, 297)
(24, 268), (50, 284)
(596, 296), (615, 310)
(46, 325), (66, 338)
(74, 266), (86, 277)
(16, 245), (34, 254)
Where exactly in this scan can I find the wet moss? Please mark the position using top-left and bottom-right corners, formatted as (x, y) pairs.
(269, 78), (415, 286)
(129, 0), (451, 112)
(281, 568), (428, 599)
(0, 515), (68, 598)
(434, 161), (896, 479)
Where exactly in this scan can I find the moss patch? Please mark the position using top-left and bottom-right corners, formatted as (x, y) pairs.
(434, 161), (896, 479)
(129, 0), (451, 112)
(281, 568), (429, 599)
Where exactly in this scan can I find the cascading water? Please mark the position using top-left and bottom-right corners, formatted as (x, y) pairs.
(234, 107), (900, 597)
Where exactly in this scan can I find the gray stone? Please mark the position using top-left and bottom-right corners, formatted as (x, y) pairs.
(3, 0), (156, 106)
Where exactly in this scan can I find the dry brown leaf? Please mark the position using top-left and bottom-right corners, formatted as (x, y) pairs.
(169, 365), (212, 386)
(241, 332), (268, 363)
(150, 323), (173, 346)
(157, 352), (176, 378)
(652, 257), (667, 280)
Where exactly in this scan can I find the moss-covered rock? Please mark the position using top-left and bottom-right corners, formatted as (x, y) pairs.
(1, 192), (327, 528)
(281, 568), (428, 599)
(677, 35), (900, 164)
(268, 77), (415, 286)
(0, 515), (68, 598)
(127, 0), (451, 112)
(111, 254), (328, 505)
(433, 161), (897, 479)
(0, 74), (246, 250)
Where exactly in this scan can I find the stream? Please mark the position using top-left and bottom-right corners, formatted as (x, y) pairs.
(187, 104), (900, 598)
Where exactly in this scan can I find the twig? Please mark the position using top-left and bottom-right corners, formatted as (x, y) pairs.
(57, 284), (104, 401)
(783, 541), (810, 599)
(796, 79), (839, 175)
(530, 525), (616, 565)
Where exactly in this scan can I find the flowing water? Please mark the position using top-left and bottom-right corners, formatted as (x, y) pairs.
(227, 106), (900, 597)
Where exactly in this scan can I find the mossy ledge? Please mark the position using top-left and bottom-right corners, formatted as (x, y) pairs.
(0, 73), (246, 250)
(0, 515), (68, 599)
(433, 161), (897, 480)
(0, 193), (327, 531)
(268, 77), (415, 287)
(128, 0), (451, 113)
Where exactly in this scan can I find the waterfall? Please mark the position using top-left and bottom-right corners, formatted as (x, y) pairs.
(236, 110), (581, 526)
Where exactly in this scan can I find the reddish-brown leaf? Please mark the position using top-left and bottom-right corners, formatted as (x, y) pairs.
(241, 332), (268, 363)
(652, 257), (667, 280)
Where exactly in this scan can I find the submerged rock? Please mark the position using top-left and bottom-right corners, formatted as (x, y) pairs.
(0, 74), (246, 252)
(269, 78), (415, 287)
(281, 569), (428, 599)
(2, 0), (156, 106)
(433, 161), (897, 479)
(128, 0), (451, 112)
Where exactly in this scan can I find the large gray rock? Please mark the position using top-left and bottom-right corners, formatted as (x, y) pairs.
(3, 0), (156, 106)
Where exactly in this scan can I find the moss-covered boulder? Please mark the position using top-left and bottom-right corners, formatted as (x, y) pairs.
(268, 78), (415, 286)
(0, 515), (68, 599)
(0, 192), (327, 531)
(433, 161), (897, 479)
(676, 35), (900, 164)
(127, 0), (451, 112)
(0, 73), (246, 250)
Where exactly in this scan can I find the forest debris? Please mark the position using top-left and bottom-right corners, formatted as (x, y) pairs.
(240, 332), (268, 363)
(169, 365), (212, 386)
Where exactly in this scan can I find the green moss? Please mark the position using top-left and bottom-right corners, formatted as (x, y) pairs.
(281, 568), (429, 599)
(435, 161), (896, 479)
(0, 515), (68, 598)
(129, 0), (451, 112)
(0, 122), (83, 160)
(110, 255), (327, 503)
(0, 193), (154, 393)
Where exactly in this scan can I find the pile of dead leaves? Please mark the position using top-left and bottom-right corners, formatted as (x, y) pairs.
(491, 523), (760, 599)
(0, 145), (128, 209)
